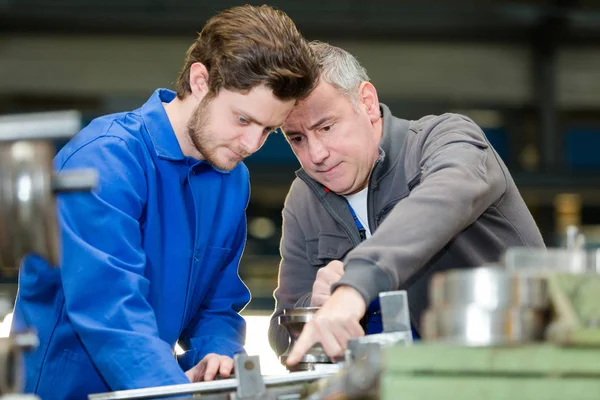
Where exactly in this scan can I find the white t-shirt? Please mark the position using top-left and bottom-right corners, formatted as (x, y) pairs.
(343, 187), (372, 239)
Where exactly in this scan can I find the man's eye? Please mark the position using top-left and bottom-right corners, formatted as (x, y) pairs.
(238, 117), (249, 125)
(290, 137), (302, 143)
(321, 125), (332, 132)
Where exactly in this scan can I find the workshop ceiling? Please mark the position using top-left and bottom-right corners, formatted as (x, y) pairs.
(1, 0), (600, 42)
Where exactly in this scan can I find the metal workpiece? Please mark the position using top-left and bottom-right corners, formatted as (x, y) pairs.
(380, 290), (412, 335)
(0, 111), (98, 272)
(0, 141), (60, 272)
(89, 368), (337, 400)
(0, 338), (25, 396)
(0, 111), (81, 142)
(429, 266), (549, 310)
(234, 355), (265, 399)
(346, 290), (414, 362)
(347, 331), (412, 360)
(421, 304), (548, 346)
(0, 141), (98, 272)
(279, 307), (333, 371)
(279, 308), (320, 324)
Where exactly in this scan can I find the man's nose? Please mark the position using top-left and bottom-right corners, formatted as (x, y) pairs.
(308, 138), (328, 164)
(240, 128), (268, 155)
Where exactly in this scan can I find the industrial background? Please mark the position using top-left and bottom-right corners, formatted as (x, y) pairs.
(1, 0), (600, 373)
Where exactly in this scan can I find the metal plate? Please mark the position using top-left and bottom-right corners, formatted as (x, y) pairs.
(89, 370), (336, 400)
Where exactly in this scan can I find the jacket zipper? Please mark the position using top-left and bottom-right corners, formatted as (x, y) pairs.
(368, 157), (383, 231)
(297, 171), (362, 247)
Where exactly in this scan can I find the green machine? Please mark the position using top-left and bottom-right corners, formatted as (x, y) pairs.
(379, 248), (600, 400)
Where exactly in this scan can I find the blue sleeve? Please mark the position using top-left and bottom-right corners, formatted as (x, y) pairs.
(177, 216), (251, 371)
(57, 134), (189, 389)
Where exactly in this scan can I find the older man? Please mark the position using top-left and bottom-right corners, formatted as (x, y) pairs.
(269, 42), (544, 365)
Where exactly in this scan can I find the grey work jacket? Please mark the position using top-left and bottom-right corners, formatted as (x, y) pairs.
(269, 104), (545, 355)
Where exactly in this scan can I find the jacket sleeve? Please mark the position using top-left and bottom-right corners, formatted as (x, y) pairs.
(268, 194), (316, 356)
(333, 114), (507, 305)
(58, 135), (190, 390)
(177, 216), (251, 371)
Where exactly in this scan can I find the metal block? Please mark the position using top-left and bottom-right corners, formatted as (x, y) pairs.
(380, 290), (411, 334)
(234, 354), (265, 399)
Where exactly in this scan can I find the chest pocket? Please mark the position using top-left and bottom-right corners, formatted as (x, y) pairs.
(305, 232), (354, 267)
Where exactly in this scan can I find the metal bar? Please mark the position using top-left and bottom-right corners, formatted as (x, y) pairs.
(0, 110), (81, 142)
(52, 169), (99, 193)
(89, 370), (336, 400)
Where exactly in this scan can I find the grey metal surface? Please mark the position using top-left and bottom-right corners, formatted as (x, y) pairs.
(0, 141), (60, 272)
(279, 307), (332, 371)
(0, 338), (24, 395)
(279, 307), (319, 324)
(380, 290), (412, 334)
(0, 114), (97, 271)
(347, 331), (412, 358)
(504, 247), (600, 274)
(0, 111), (81, 142)
(89, 369), (336, 400)
(52, 169), (99, 193)
(234, 355), (265, 399)
(345, 290), (413, 362)
(279, 352), (331, 366)
(421, 304), (548, 346)
(429, 266), (549, 310)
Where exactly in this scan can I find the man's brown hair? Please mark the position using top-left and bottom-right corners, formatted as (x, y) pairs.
(176, 5), (317, 101)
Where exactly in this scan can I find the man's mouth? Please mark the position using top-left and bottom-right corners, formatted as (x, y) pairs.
(317, 163), (340, 174)
(229, 148), (248, 159)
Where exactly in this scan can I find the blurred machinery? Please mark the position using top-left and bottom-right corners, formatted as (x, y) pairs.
(384, 246), (600, 400)
(0, 111), (97, 398)
(90, 242), (600, 400)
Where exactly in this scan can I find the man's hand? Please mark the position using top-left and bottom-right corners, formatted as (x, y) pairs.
(185, 353), (234, 382)
(310, 260), (345, 307)
(287, 286), (367, 366)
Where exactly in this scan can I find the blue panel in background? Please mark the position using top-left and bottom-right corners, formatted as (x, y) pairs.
(565, 128), (600, 171)
(482, 127), (509, 164)
(245, 131), (298, 165)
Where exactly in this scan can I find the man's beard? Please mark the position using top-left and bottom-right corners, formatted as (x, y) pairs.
(186, 97), (242, 171)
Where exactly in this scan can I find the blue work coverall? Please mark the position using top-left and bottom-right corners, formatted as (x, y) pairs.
(12, 89), (251, 399)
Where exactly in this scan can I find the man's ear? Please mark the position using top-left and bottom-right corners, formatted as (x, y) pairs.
(189, 62), (210, 100)
(358, 81), (380, 124)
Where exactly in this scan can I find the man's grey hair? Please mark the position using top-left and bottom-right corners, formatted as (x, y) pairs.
(309, 41), (370, 105)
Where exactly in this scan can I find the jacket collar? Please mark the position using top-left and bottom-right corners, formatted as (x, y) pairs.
(372, 103), (410, 186)
(141, 89), (185, 161)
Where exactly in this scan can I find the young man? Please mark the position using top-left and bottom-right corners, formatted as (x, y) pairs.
(13, 5), (317, 399)
(269, 42), (544, 364)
